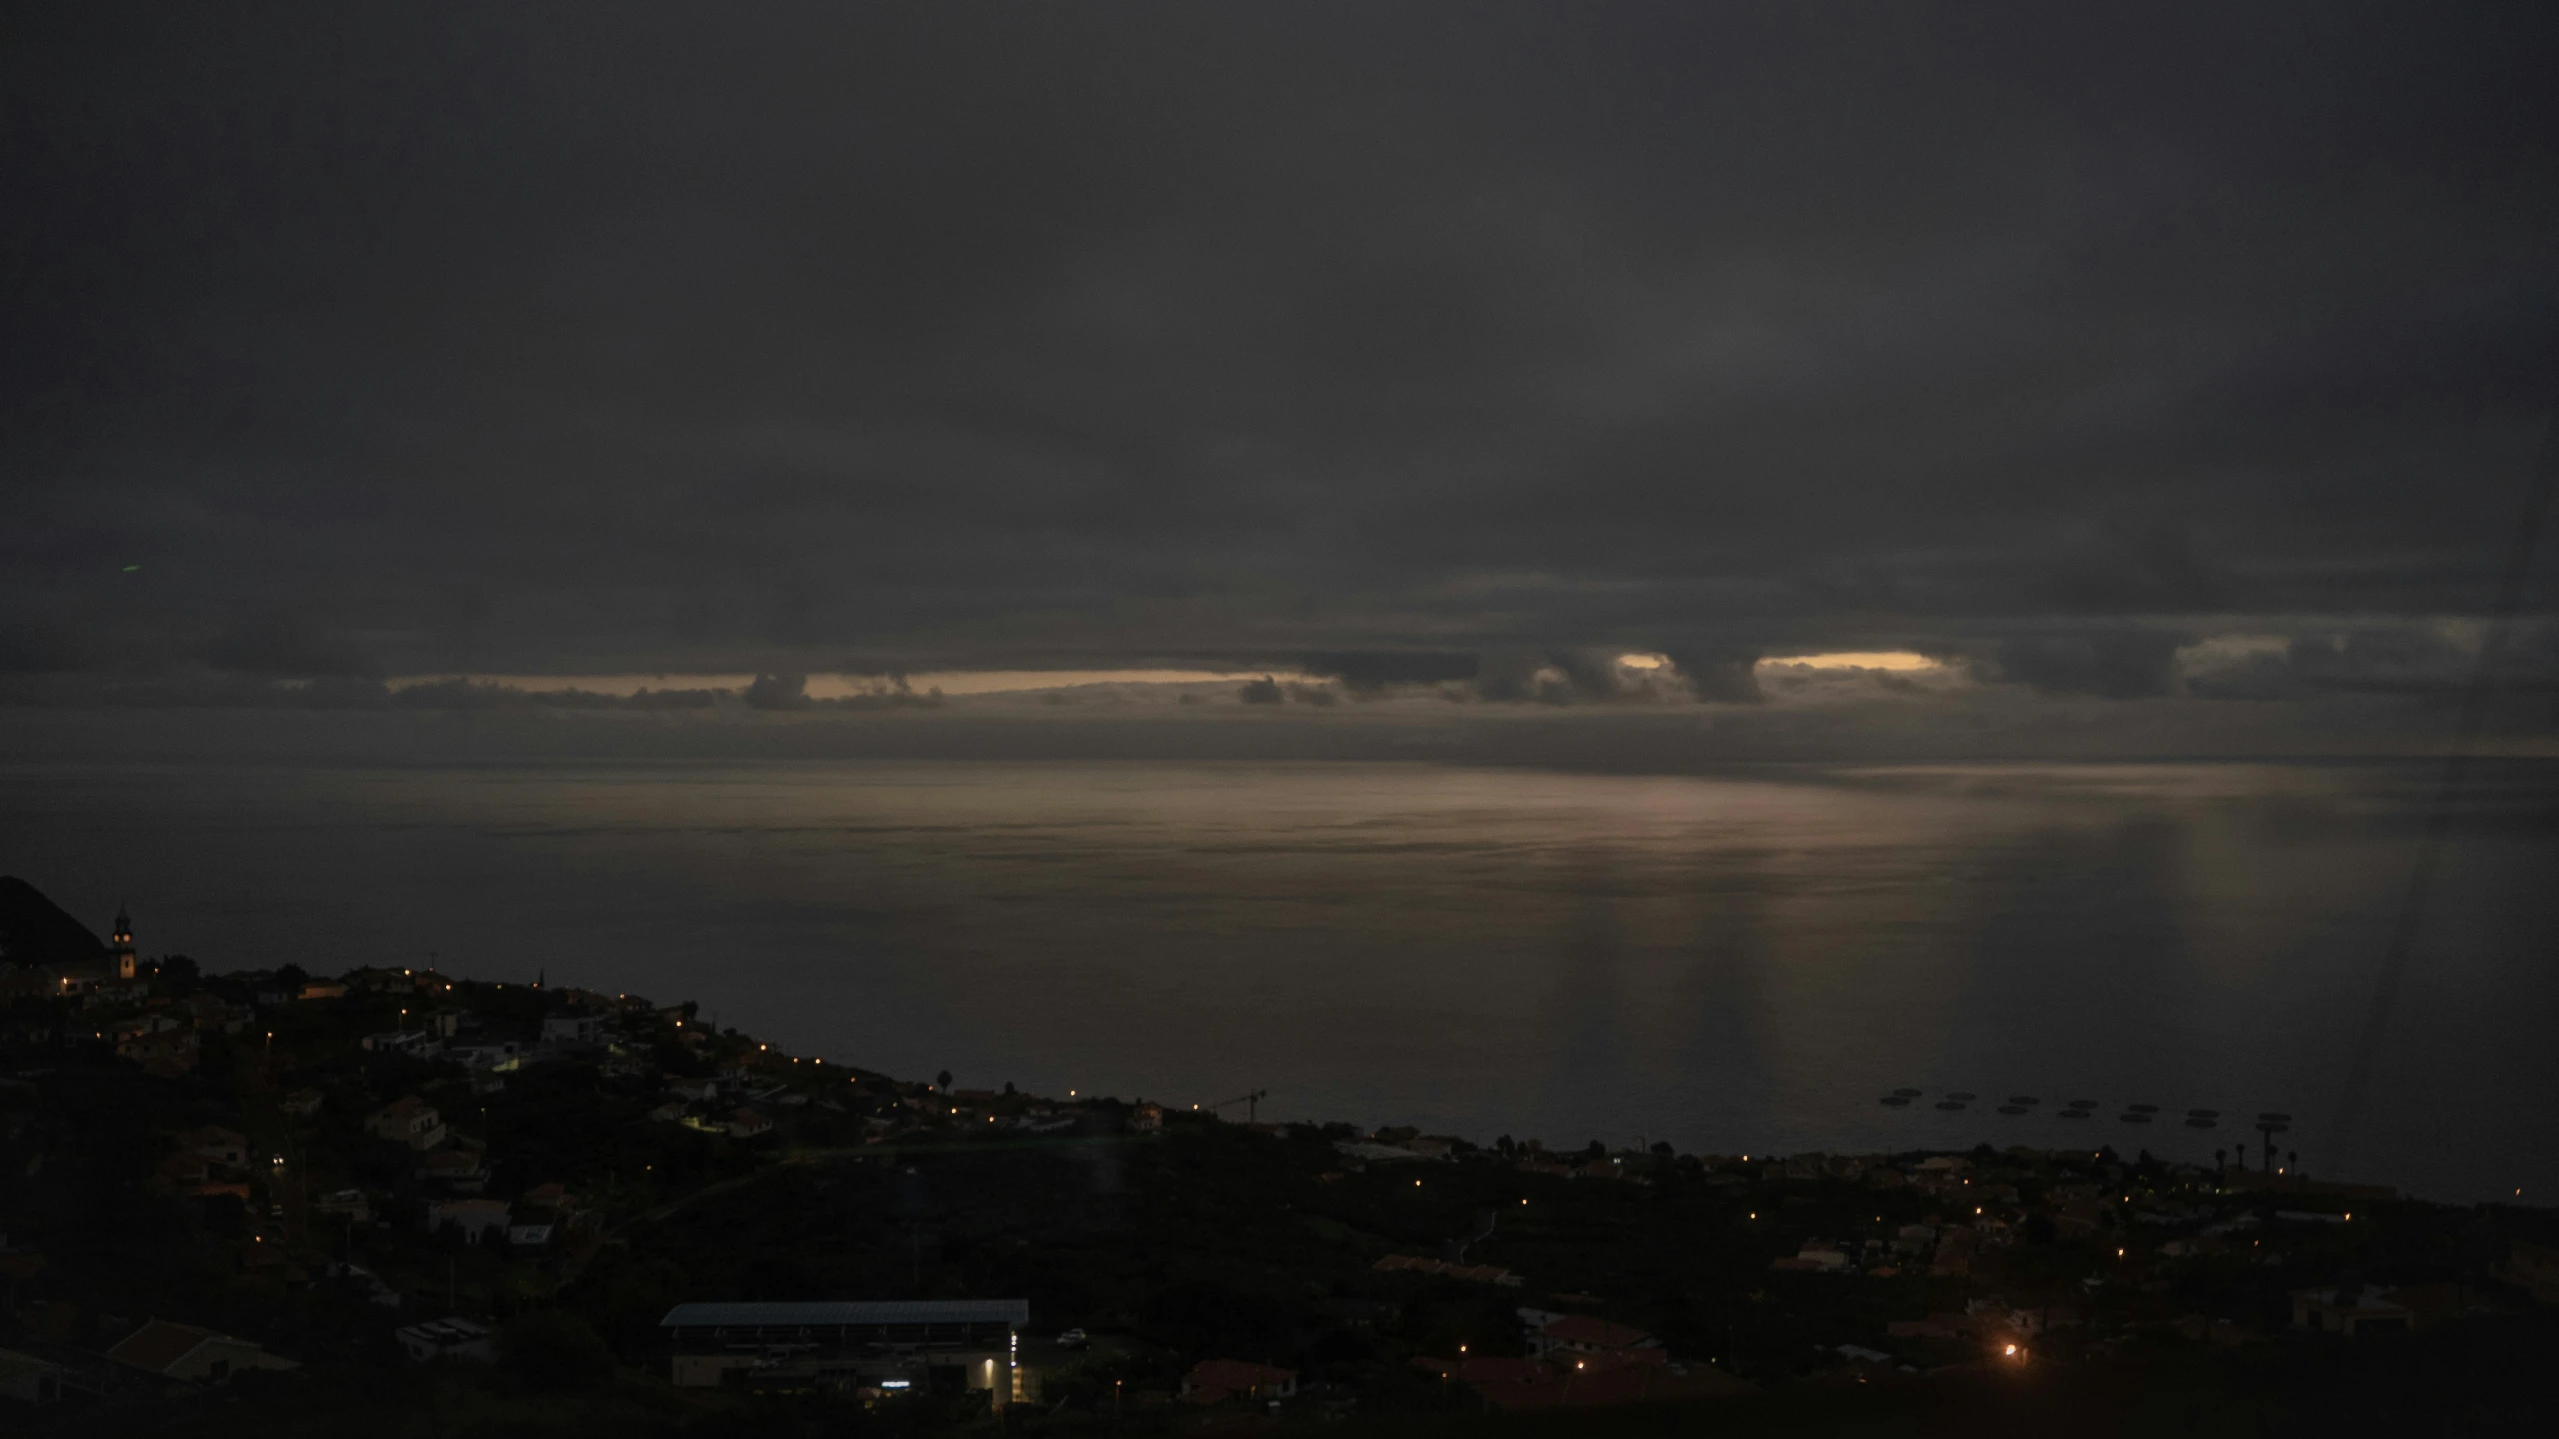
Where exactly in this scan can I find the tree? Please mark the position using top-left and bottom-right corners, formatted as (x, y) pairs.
(936, 1070), (953, 1092)
(499, 1309), (616, 1391)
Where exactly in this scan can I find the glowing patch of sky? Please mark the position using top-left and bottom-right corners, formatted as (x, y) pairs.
(1757, 652), (1941, 672)
(398, 670), (1311, 698)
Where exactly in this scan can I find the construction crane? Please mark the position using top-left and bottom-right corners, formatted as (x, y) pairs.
(1206, 1090), (1269, 1124)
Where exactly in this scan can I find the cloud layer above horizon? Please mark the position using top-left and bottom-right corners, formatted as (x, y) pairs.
(5, 3), (2556, 748)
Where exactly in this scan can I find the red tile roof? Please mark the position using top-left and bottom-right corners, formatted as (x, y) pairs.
(1184, 1359), (1296, 1393)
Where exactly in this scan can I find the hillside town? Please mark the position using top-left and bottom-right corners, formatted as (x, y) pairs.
(3, 878), (2556, 1434)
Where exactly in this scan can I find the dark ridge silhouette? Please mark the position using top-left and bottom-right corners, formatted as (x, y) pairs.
(0, 875), (107, 965)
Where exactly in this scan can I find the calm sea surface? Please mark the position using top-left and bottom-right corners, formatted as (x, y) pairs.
(6, 757), (2555, 1201)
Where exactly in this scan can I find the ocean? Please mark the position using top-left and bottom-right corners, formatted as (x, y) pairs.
(6, 753), (2554, 1202)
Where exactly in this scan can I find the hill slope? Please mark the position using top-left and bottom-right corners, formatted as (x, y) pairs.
(0, 875), (108, 966)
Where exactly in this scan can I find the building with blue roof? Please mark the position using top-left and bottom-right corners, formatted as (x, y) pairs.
(660, 1299), (1030, 1398)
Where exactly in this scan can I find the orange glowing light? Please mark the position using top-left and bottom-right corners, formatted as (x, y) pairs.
(1758, 650), (1939, 672)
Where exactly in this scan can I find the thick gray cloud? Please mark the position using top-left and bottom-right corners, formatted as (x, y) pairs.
(1665, 649), (1765, 705)
(1992, 629), (2194, 700)
(2185, 621), (2559, 703)
(206, 612), (380, 679)
(4, 2), (2555, 714)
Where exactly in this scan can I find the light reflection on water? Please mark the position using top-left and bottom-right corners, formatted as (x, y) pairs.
(6, 758), (2554, 1201)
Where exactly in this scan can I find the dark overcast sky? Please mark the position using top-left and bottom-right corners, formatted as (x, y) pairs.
(5, 2), (2556, 704)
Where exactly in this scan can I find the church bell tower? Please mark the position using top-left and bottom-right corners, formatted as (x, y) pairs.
(111, 906), (135, 981)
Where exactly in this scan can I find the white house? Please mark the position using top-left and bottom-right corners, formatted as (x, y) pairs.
(366, 1098), (447, 1151)
(447, 1042), (523, 1072)
(360, 1030), (436, 1057)
(394, 1317), (496, 1363)
(540, 1012), (609, 1048)
(105, 1321), (299, 1384)
(426, 1199), (512, 1243)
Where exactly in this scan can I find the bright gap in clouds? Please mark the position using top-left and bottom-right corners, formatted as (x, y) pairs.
(409, 657), (1953, 698)
(893, 669), (1308, 695)
(1756, 652), (1942, 671)
(404, 670), (1309, 697)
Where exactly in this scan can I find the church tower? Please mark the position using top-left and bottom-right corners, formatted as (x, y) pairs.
(111, 906), (135, 981)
